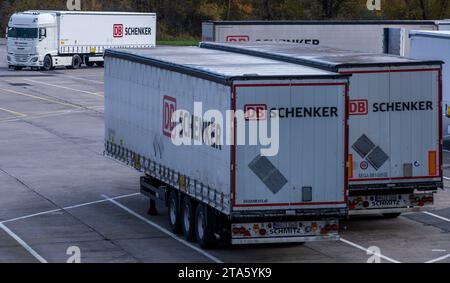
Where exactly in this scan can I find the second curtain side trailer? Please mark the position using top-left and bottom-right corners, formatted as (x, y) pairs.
(104, 46), (349, 248)
(202, 20), (450, 56)
(200, 42), (444, 217)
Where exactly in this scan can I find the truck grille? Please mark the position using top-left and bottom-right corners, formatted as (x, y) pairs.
(249, 155), (288, 194)
(14, 54), (31, 62)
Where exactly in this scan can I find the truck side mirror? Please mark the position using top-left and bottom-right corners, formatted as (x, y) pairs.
(39, 28), (47, 40)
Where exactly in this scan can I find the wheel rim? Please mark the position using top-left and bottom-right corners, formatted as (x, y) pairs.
(169, 199), (177, 225)
(183, 203), (190, 232)
(197, 209), (204, 240)
(44, 57), (51, 69)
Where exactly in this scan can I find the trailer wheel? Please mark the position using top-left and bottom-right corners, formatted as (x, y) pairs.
(96, 61), (104, 68)
(41, 55), (52, 71)
(68, 55), (82, 69)
(168, 191), (182, 234)
(382, 213), (402, 219)
(181, 196), (196, 242)
(84, 56), (95, 67)
(195, 204), (215, 249)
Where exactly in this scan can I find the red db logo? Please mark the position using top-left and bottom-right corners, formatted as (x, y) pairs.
(226, 35), (250, 42)
(245, 104), (267, 121)
(163, 96), (177, 137)
(113, 24), (124, 38)
(350, 100), (368, 116)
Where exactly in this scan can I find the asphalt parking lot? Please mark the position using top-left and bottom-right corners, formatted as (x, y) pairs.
(1, 43), (450, 263)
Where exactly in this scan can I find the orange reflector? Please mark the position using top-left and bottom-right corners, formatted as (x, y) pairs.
(429, 151), (437, 176)
(349, 154), (354, 179)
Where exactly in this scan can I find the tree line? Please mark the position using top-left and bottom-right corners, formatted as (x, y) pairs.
(1, 0), (449, 39)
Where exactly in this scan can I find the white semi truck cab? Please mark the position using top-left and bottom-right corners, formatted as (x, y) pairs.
(6, 12), (55, 70)
(6, 11), (156, 71)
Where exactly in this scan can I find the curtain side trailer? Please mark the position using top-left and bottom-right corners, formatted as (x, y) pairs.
(200, 42), (444, 217)
(410, 31), (450, 138)
(104, 47), (349, 248)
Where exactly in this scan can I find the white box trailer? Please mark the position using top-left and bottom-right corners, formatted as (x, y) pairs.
(202, 20), (450, 56)
(104, 46), (349, 247)
(6, 11), (156, 70)
(410, 31), (450, 136)
(200, 42), (443, 216)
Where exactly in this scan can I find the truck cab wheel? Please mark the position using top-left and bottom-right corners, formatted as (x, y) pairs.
(195, 204), (216, 249)
(84, 56), (95, 67)
(168, 191), (182, 234)
(41, 55), (53, 71)
(13, 66), (23, 71)
(181, 197), (196, 242)
(382, 213), (402, 219)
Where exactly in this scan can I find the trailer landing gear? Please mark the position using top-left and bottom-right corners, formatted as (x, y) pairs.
(147, 199), (158, 216)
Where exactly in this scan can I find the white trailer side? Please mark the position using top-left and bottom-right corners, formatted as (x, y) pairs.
(104, 47), (349, 247)
(202, 20), (450, 56)
(410, 31), (450, 136)
(200, 42), (443, 216)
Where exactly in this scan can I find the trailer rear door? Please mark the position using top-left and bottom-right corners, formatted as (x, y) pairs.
(348, 66), (442, 185)
(232, 80), (348, 211)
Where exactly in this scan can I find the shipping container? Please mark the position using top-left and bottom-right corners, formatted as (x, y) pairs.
(202, 20), (450, 56)
(410, 31), (450, 137)
(200, 42), (443, 216)
(104, 47), (349, 247)
(7, 11), (156, 70)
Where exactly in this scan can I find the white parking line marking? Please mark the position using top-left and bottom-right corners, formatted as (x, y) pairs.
(423, 211), (450, 223)
(23, 79), (104, 97)
(65, 76), (104, 85)
(0, 88), (82, 109)
(0, 223), (47, 263)
(0, 193), (139, 224)
(444, 176), (450, 181)
(339, 238), (401, 263)
(0, 107), (26, 117)
(102, 194), (224, 264)
(426, 254), (450, 263)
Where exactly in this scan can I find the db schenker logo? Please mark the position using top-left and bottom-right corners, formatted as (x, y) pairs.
(113, 24), (124, 38)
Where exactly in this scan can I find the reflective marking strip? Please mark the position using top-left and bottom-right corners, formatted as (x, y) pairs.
(102, 195), (223, 263)
(0, 223), (47, 263)
(349, 154), (354, 179)
(429, 151), (437, 176)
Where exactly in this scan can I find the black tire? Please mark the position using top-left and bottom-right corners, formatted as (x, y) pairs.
(382, 213), (402, 219)
(181, 196), (196, 242)
(95, 61), (104, 67)
(67, 55), (82, 69)
(41, 55), (52, 71)
(14, 66), (23, 71)
(195, 204), (215, 249)
(168, 191), (182, 234)
(84, 56), (95, 67)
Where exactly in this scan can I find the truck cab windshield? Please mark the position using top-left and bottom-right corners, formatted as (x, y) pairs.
(7, 27), (38, 39)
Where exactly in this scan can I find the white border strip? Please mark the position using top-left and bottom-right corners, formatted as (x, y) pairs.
(340, 238), (401, 263)
(423, 211), (450, 223)
(426, 254), (450, 263)
(0, 223), (47, 263)
(102, 194), (223, 264)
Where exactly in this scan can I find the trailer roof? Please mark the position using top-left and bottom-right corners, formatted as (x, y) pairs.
(199, 42), (443, 72)
(26, 10), (156, 16)
(105, 47), (347, 86)
(204, 20), (440, 26)
(410, 30), (450, 40)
